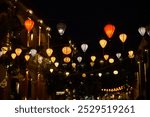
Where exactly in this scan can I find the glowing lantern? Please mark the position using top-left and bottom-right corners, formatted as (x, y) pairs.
(51, 56), (56, 63)
(24, 19), (34, 47)
(90, 62), (95, 67)
(104, 54), (109, 60)
(62, 46), (72, 55)
(30, 49), (37, 57)
(1, 47), (8, 54)
(119, 33), (127, 43)
(54, 62), (59, 67)
(63, 57), (71, 63)
(24, 19), (34, 32)
(91, 55), (96, 62)
(15, 48), (22, 56)
(109, 58), (114, 63)
(138, 27), (146, 36)
(104, 24), (115, 38)
(50, 68), (54, 73)
(46, 48), (53, 57)
(11, 53), (16, 59)
(38, 55), (43, 64)
(72, 63), (76, 68)
(24, 54), (30, 61)
(82, 73), (86, 78)
(81, 43), (88, 52)
(116, 53), (121, 59)
(77, 56), (82, 63)
(99, 39), (107, 48)
(57, 22), (66, 36)
(128, 50), (134, 58)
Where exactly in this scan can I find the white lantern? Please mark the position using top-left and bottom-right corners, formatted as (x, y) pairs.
(81, 43), (88, 52)
(138, 27), (146, 36)
(57, 22), (66, 36)
(30, 49), (37, 57)
(77, 56), (82, 63)
(116, 53), (121, 59)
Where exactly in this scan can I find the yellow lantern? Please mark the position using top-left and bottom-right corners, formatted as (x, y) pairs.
(62, 46), (72, 55)
(63, 57), (71, 63)
(11, 53), (16, 59)
(90, 62), (95, 67)
(128, 50), (134, 58)
(15, 48), (22, 56)
(119, 33), (127, 43)
(1, 47), (8, 54)
(72, 63), (76, 68)
(91, 55), (96, 62)
(46, 48), (53, 57)
(104, 54), (109, 60)
(109, 58), (114, 63)
(24, 54), (30, 61)
(99, 39), (107, 48)
(51, 56), (56, 63)
(82, 73), (86, 78)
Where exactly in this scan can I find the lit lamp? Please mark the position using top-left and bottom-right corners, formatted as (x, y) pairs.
(91, 55), (96, 62)
(138, 27), (146, 36)
(119, 33), (127, 43)
(15, 48), (22, 56)
(72, 63), (76, 69)
(104, 24), (115, 39)
(77, 56), (82, 63)
(99, 39), (107, 48)
(104, 54), (109, 61)
(51, 56), (56, 63)
(46, 48), (53, 57)
(63, 57), (71, 63)
(24, 54), (30, 61)
(62, 46), (72, 55)
(81, 43), (88, 53)
(1, 47), (8, 54)
(24, 19), (34, 47)
(128, 50), (134, 58)
(11, 53), (17, 59)
(57, 22), (66, 36)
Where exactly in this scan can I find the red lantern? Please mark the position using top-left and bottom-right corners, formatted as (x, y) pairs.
(24, 19), (34, 32)
(104, 24), (115, 38)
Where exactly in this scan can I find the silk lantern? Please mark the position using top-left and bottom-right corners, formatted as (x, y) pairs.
(62, 46), (72, 55)
(138, 27), (146, 36)
(99, 39), (107, 48)
(46, 48), (53, 57)
(24, 19), (34, 47)
(119, 33), (127, 43)
(57, 22), (66, 36)
(104, 24), (115, 38)
(81, 43), (88, 52)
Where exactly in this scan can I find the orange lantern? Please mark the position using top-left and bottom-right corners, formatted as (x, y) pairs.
(62, 46), (72, 55)
(63, 57), (71, 63)
(24, 19), (34, 32)
(104, 24), (115, 38)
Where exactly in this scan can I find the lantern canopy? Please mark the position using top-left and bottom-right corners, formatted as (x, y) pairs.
(81, 43), (88, 52)
(62, 46), (72, 55)
(99, 39), (107, 48)
(24, 19), (34, 32)
(104, 24), (115, 38)
(119, 33), (127, 43)
(138, 27), (146, 36)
